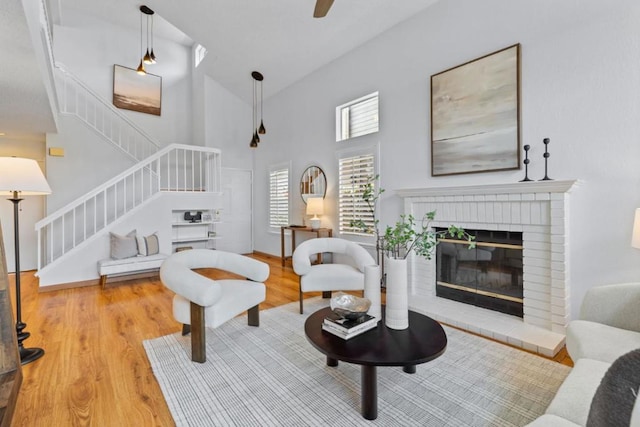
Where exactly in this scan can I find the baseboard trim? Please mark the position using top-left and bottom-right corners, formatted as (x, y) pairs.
(38, 271), (161, 293)
(38, 279), (100, 293)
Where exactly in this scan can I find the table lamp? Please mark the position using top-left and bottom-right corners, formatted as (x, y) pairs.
(0, 157), (51, 365)
(306, 197), (324, 230)
(633, 208), (640, 249)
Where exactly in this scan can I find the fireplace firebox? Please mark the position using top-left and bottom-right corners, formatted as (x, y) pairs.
(435, 229), (523, 317)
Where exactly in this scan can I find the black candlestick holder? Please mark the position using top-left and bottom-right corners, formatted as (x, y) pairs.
(519, 144), (532, 182)
(540, 138), (553, 181)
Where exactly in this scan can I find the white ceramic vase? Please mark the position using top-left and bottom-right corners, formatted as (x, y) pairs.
(384, 257), (409, 330)
(364, 265), (382, 320)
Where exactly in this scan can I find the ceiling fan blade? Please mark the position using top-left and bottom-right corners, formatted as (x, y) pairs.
(314, 0), (335, 18)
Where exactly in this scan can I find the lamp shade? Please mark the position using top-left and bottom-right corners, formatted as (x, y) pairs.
(0, 157), (51, 196)
(633, 208), (640, 249)
(306, 197), (324, 216)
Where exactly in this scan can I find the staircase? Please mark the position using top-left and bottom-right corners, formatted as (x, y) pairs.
(36, 143), (221, 272)
(32, 3), (222, 285)
(38, 67), (222, 278)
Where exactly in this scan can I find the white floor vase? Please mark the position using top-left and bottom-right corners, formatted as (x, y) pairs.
(384, 257), (409, 330)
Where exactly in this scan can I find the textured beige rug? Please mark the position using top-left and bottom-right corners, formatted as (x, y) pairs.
(144, 298), (570, 426)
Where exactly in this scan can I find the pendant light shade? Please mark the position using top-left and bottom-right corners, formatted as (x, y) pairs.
(250, 71), (265, 148)
(136, 60), (146, 75)
(136, 12), (146, 75)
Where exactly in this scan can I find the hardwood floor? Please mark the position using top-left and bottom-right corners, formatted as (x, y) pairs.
(9, 252), (572, 426)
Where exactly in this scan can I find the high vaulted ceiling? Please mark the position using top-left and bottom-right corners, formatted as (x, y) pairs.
(1, 0), (441, 138)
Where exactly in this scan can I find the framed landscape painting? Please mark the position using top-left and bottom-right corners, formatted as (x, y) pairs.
(113, 65), (162, 116)
(430, 44), (520, 176)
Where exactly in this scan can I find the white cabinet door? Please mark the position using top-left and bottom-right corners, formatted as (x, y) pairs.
(216, 168), (252, 254)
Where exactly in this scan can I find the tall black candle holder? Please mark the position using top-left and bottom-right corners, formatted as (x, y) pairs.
(540, 138), (553, 181)
(519, 144), (532, 182)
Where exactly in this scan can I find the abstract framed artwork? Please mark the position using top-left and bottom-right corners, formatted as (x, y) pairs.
(430, 44), (520, 176)
(112, 65), (162, 116)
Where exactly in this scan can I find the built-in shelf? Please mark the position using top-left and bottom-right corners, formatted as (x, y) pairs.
(171, 209), (222, 251)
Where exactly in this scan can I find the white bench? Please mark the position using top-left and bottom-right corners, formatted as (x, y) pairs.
(98, 254), (168, 288)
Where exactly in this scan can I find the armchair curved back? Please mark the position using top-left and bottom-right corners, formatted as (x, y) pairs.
(160, 249), (269, 307)
(292, 238), (375, 276)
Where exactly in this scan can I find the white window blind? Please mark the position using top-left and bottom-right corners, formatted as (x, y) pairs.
(269, 166), (289, 228)
(337, 92), (379, 141)
(339, 153), (375, 234)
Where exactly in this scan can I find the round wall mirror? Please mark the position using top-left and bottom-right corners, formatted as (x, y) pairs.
(300, 166), (327, 203)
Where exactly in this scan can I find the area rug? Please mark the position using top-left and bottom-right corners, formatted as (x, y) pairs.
(143, 298), (570, 426)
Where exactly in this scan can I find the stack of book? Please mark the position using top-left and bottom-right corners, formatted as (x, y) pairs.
(322, 313), (379, 340)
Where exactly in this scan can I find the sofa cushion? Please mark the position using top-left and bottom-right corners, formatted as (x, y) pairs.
(110, 230), (138, 259)
(300, 263), (364, 292)
(99, 253), (168, 276)
(587, 349), (640, 427)
(136, 233), (159, 256)
(545, 358), (611, 426)
(566, 320), (640, 364)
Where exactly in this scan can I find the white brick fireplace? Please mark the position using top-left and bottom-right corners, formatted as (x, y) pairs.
(396, 180), (578, 357)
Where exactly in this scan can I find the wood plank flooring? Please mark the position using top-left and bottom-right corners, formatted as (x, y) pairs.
(9, 252), (572, 426)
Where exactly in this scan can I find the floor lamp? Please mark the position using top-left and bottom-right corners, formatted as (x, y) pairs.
(0, 157), (51, 365)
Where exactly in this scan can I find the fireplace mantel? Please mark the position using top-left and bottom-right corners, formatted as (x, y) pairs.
(396, 180), (578, 198)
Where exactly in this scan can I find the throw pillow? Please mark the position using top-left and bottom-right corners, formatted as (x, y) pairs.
(137, 233), (159, 256)
(110, 230), (138, 259)
(587, 348), (640, 427)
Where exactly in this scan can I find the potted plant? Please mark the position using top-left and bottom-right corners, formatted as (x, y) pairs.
(351, 175), (475, 329)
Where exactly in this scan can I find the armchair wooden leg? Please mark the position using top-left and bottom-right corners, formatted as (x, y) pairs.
(182, 324), (191, 336)
(299, 280), (304, 314)
(247, 305), (260, 326)
(190, 302), (206, 363)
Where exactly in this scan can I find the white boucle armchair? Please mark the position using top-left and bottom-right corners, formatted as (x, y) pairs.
(292, 237), (376, 314)
(160, 249), (269, 363)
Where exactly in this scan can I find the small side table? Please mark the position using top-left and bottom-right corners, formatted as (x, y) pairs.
(280, 226), (333, 267)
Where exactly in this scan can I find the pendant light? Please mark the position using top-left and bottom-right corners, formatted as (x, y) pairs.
(140, 6), (155, 65)
(250, 71), (265, 148)
(136, 12), (146, 75)
(250, 73), (259, 148)
(257, 73), (266, 135)
(149, 11), (157, 63)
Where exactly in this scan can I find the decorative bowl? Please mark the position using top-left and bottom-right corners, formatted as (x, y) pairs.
(330, 292), (371, 320)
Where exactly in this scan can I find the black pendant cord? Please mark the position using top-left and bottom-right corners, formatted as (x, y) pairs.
(9, 193), (44, 365)
(540, 138), (553, 181)
(519, 144), (532, 182)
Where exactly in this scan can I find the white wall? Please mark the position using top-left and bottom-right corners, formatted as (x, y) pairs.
(45, 117), (137, 212)
(203, 75), (253, 170)
(253, 0), (640, 319)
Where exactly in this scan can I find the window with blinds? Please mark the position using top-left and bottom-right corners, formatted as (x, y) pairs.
(269, 165), (289, 228)
(339, 153), (375, 234)
(336, 92), (379, 142)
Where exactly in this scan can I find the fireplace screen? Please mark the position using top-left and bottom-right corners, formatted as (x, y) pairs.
(435, 229), (523, 317)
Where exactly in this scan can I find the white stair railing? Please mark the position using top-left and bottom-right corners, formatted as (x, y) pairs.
(54, 63), (160, 161)
(36, 144), (221, 270)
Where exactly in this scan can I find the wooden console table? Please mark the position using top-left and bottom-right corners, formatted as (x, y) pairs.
(280, 226), (333, 267)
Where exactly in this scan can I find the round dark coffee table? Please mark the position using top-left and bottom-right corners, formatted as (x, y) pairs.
(304, 306), (447, 420)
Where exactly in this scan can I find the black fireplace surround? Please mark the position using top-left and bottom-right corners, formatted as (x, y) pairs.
(435, 228), (523, 317)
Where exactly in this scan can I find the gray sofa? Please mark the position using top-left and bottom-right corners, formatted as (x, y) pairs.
(527, 282), (640, 426)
